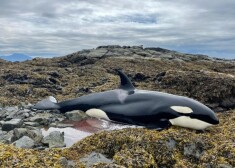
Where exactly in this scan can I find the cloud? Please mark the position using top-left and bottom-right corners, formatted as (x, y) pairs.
(0, 0), (234, 59)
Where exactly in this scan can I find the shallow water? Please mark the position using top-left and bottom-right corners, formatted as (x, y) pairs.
(41, 118), (141, 147)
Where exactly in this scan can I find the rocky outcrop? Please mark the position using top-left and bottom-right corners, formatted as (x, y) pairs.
(0, 45), (234, 111)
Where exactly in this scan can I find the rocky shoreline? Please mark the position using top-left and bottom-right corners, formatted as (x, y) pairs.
(0, 104), (89, 149)
(0, 104), (234, 167)
(0, 46), (234, 167)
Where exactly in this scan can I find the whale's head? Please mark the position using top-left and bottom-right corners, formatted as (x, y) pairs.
(167, 98), (219, 130)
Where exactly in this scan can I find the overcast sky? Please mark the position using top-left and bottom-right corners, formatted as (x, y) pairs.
(0, 0), (234, 59)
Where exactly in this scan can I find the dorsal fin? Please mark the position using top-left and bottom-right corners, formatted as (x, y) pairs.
(116, 70), (135, 91)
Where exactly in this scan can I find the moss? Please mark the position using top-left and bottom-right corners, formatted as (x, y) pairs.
(0, 144), (64, 168)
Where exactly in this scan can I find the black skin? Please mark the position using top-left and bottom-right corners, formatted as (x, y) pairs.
(33, 70), (219, 130)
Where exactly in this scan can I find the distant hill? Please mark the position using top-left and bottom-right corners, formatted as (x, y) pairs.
(0, 53), (32, 62)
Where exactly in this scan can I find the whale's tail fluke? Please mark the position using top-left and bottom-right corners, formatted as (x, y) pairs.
(32, 96), (60, 110)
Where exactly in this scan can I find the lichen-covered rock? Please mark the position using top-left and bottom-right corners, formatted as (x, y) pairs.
(79, 152), (113, 167)
(65, 110), (88, 121)
(27, 112), (65, 126)
(13, 136), (35, 148)
(0, 130), (14, 144)
(2, 119), (23, 131)
(12, 128), (43, 143)
(42, 131), (65, 148)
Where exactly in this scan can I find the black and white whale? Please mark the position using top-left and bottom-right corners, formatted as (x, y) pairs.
(33, 70), (219, 130)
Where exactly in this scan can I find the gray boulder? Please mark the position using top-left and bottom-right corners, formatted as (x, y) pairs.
(12, 128), (43, 143)
(2, 119), (23, 131)
(79, 152), (113, 167)
(42, 131), (65, 148)
(13, 136), (35, 148)
(65, 110), (88, 121)
(27, 112), (65, 125)
(0, 130), (14, 143)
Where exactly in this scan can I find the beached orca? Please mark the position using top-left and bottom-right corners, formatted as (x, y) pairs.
(32, 70), (219, 130)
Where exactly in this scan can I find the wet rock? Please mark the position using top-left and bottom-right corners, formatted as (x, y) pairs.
(65, 110), (88, 121)
(50, 123), (74, 128)
(6, 111), (18, 120)
(13, 136), (35, 148)
(79, 152), (113, 167)
(28, 113), (53, 125)
(12, 128), (43, 143)
(0, 106), (18, 119)
(42, 131), (65, 148)
(0, 130), (14, 143)
(2, 119), (23, 131)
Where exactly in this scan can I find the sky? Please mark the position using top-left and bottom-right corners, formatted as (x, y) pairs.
(0, 0), (234, 59)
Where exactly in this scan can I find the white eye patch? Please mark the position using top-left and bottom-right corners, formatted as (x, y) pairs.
(170, 106), (193, 114)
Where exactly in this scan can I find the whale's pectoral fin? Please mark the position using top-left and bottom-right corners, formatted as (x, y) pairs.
(116, 70), (135, 92)
(32, 96), (59, 110)
(145, 120), (172, 131)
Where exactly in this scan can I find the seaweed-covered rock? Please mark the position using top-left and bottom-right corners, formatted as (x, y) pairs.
(160, 70), (235, 110)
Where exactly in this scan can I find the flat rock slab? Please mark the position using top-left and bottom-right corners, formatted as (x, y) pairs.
(2, 119), (23, 131)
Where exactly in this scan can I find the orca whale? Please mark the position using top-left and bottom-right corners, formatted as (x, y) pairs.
(33, 70), (219, 130)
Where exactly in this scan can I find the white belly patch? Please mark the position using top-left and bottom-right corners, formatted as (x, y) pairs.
(169, 116), (212, 130)
(85, 108), (110, 120)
